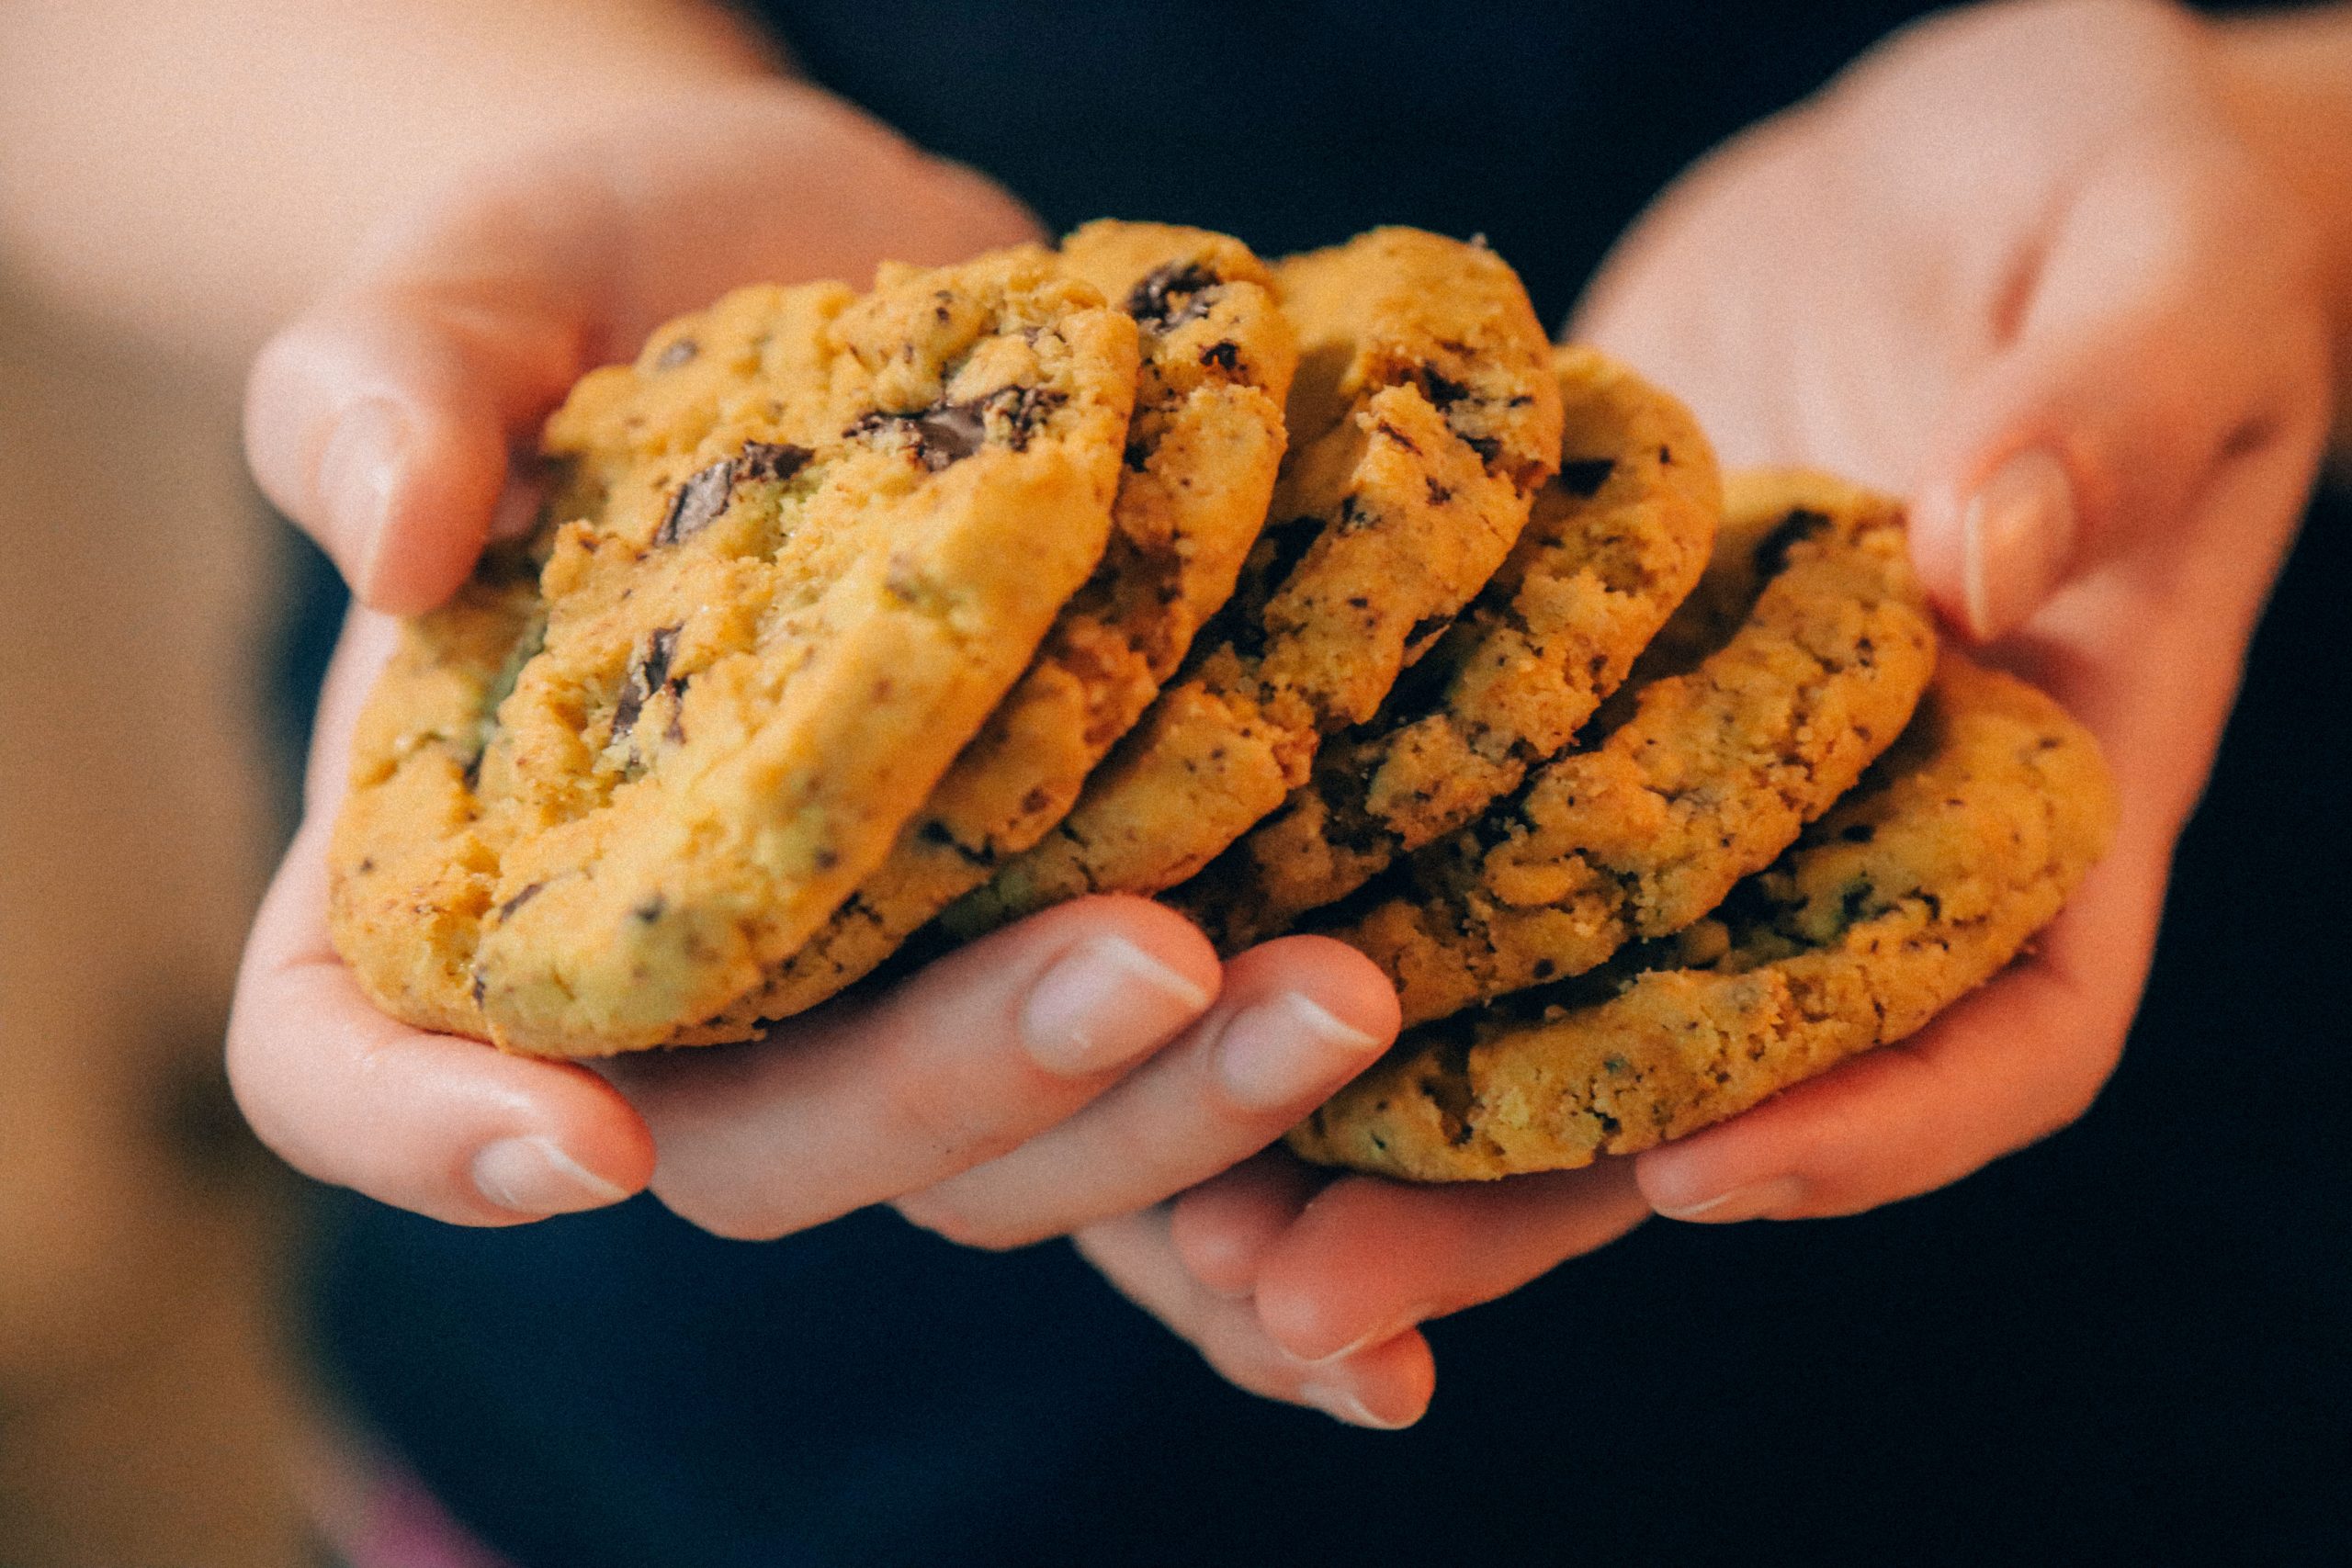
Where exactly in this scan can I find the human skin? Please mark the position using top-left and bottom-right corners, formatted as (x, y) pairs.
(1085, 0), (2352, 1428)
(6, 0), (2346, 1436)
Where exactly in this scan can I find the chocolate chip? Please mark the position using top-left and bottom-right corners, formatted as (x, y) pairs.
(656, 458), (736, 546)
(1426, 478), (1453, 505)
(495, 882), (545, 921)
(664, 674), (691, 745)
(737, 441), (813, 484)
(854, 386), (1062, 471)
(632, 895), (666, 923)
(1374, 420), (1421, 455)
(1125, 260), (1221, 329)
(1199, 341), (1242, 373)
(1419, 368), (1471, 410)
(1558, 457), (1615, 498)
(612, 625), (680, 746)
(1754, 507), (1832, 578)
(470, 971), (487, 1009)
(1839, 822), (1876, 844)
(906, 403), (988, 466)
(654, 337), (699, 370)
(1405, 613), (1452, 651)
(919, 818), (990, 866)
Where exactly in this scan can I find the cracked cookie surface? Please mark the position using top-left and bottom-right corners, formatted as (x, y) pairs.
(944, 228), (1563, 935)
(1289, 656), (2118, 1179)
(330, 249), (1137, 1056)
(1324, 469), (1937, 1027)
(680, 222), (1297, 1037)
(1178, 346), (1719, 951)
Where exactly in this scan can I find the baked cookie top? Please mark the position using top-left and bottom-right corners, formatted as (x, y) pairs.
(944, 228), (1564, 934)
(1289, 656), (2119, 1180)
(1179, 345), (1720, 951)
(330, 248), (1138, 1056)
(1325, 469), (1938, 1027)
(681, 221), (1297, 1037)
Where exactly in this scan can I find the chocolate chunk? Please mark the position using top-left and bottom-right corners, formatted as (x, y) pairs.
(1419, 368), (1471, 410)
(918, 818), (990, 867)
(632, 895), (666, 923)
(737, 441), (813, 484)
(1199, 341), (1242, 373)
(612, 625), (680, 746)
(1426, 478), (1453, 505)
(654, 337), (699, 370)
(1558, 457), (1615, 498)
(664, 674), (692, 745)
(1405, 613), (1453, 652)
(1839, 822), (1877, 844)
(1753, 508), (1832, 578)
(988, 384), (1066, 450)
(657, 458), (736, 546)
(1125, 260), (1221, 329)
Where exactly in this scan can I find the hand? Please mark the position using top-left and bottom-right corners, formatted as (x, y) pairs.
(1077, 0), (2336, 1427)
(230, 82), (1406, 1231)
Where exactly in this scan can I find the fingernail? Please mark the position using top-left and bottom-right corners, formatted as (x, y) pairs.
(1959, 447), (2075, 640)
(1304, 1303), (1436, 1367)
(1298, 1381), (1419, 1431)
(471, 1136), (633, 1216)
(1021, 935), (1212, 1076)
(1654, 1174), (1806, 1224)
(1216, 993), (1385, 1112)
(320, 398), (408, 592)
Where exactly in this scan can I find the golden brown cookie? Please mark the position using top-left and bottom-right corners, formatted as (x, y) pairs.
(330, 248), (1138, 1056)
(678, 222), (1297, 1037)
(944, 228), (1564, 935)
(1177, 346), (1720, 951)
(1289, 656), (2119, 1179)
(1325, 469), (1938, 1027)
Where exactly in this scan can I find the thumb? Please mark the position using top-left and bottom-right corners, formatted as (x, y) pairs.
(244, 255), (601, 615)
(1905, 137), (2330, 642)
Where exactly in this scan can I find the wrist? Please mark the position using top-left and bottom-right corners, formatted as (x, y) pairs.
(2212, 8), (2352, 456)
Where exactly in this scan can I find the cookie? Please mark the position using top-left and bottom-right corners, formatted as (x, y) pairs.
(330, 248), (1139, 1056)
(1326, 469), (1938, 1027)
(677, 222), (1297, 1037)
(943, 228), (1564, 934)
(1288, 656), (2119, 1180)
(1177, 346), (1720, 951)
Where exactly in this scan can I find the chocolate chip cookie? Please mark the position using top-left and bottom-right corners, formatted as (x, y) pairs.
(1177, 345), (1720, 951)
(1326, 469), (1938, 1027)
(679, 222), (1297, 1036)
(1289, 656), (2119, 1179)
(330, 248), (1138, 1056)
(944, 228), (1564, 935)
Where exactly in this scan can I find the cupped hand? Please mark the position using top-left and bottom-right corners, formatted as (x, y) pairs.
(229, 81), (1406, 1232)
(1079, 0), (2337, 1427)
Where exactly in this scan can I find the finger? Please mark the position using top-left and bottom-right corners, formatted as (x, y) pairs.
(1905, 134), (2332, 641)
(1075, 1208), (1434, 1430)
(226, 812), (654, 1226)
(245, 260), (599, 615)
(606, 897), (1222, 1242)
(895, 937), (1397, 1248)
(1242, 1159), (1651, 1365)
(1166, 1153), (1322, 1299)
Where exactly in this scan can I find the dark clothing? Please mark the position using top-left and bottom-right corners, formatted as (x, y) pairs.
(300, 5), (2352, 1563)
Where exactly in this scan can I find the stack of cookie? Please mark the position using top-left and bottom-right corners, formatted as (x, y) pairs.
(330, 221), (2117, 1182)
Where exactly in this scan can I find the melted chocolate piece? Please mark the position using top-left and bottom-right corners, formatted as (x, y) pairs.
(1558, 457), (1615, 498)
(611, 626), (680, 746)
(1199, 340), (1242, 373)
(1125, 260), (1221, 330)
(657, 459), (737, 547)
(854, 386), (1065, 470)
(654, 337), (699, 370)
(495, 882), (545, 921)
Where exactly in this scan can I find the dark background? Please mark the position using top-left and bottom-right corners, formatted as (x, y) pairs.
(289, 3), (2352, 1562)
